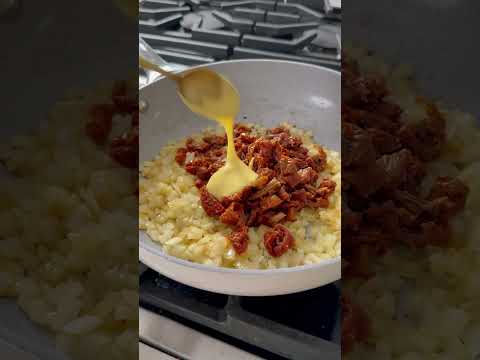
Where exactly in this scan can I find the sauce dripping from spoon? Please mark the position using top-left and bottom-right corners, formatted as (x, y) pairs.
(139, 56), (258, 199)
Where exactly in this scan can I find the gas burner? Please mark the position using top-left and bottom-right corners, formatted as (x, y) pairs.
(185, 0), (211, 8)
(308, 23), (340, 50)
(140, 270), (341, 360)
(180, 12), (203, 28)
(274, 2), (324, 20)
(139, 14), (184, 34)
(181, 10), (226, 30)
(211, 10), (255, 32)
(324, 0), (341, 20)
(139, 0), (341, 67)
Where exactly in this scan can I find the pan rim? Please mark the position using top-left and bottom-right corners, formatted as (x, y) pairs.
(139, 58), (340, 90)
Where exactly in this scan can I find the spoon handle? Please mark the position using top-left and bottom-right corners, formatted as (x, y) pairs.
(139, 37), (181, 82)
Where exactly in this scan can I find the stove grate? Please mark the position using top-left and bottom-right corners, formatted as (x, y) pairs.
(140, 269), (341, 360)
(139, 0), (341, 68)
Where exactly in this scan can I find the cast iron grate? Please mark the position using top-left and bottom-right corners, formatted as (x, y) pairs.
(140, 269), (341, 360)
(139, 0), (341, 68)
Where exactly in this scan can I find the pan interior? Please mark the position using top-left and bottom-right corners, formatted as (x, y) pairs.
(139, 59), (341, 272)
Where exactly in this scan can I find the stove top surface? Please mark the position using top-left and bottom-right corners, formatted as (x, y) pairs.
(140, 269), (340, 359)
(139, 0), (341, 69)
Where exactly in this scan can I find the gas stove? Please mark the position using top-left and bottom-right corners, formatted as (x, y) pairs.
(138, 2), (341, 359)
(139, 0), (341, 68)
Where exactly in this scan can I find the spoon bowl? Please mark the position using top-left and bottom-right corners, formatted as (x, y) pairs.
(139, 39), (255, 199)
(177, 69), (240, 123)
(139, 50), (240, 123)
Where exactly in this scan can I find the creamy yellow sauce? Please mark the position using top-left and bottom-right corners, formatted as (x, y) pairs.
(206, 116), (258, 199)
(177, 69), (258, 199)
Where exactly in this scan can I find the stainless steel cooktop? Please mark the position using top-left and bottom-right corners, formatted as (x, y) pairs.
(139, 0), (341, 69)
(139, 269), (341, 360)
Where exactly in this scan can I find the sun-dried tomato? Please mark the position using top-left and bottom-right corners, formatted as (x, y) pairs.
(427, 176), (469, 216)
(203, 134), (227, 146)
(85, 104), (114, 144)
(229, 225), (249, 254)
(220, 202), (245, 226)
(222, 186), (253, 206)
(193, 179), (204, 189)
(298, 167), (318, 185)
(234, 124), (252, 137)
(86, 80), (139, 173)
(199, 187), (225, 217)
(112, 80), (137, 114)
(176, 124), (336, 257)
(109, 143), (137, 168)
(175, 148), (188, 166)
(185, 158), (210, 176)
(264, 224), (295, 257)
(317, 178), (336, 198)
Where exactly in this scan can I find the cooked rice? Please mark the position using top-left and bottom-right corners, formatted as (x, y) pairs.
(345, 44), (480, 359)
(139, 123), (341, 269)
(0, 81), (138, 360)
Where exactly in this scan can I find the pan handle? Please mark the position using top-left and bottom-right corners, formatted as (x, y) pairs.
(139, 37), (170, 69)
(139, 37), (187, 88)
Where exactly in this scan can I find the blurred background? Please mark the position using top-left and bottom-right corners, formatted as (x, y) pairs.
(345, 0), (480, 117)
(0, 0), (136, 139)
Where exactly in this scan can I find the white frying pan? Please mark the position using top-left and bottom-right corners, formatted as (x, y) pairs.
(139, 59), (340, 296)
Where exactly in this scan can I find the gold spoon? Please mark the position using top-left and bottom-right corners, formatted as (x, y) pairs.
(139, 39), (239, 121)
(139, 39), (257, 198)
